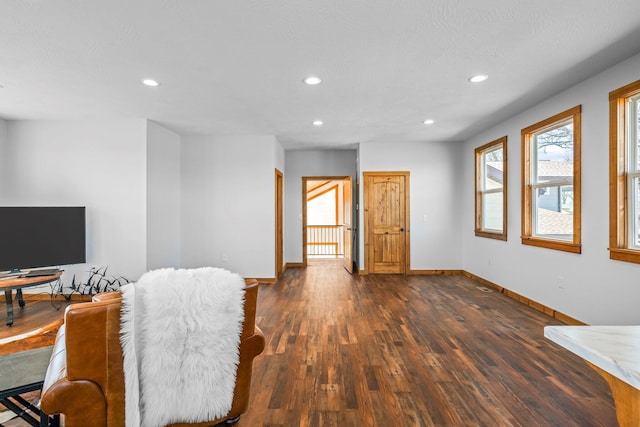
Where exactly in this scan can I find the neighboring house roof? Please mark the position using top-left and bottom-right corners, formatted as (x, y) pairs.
(487, 161), (503, 172)
(488, 160), (572, 179)
(537, 160), (573, 178)
(537, 208), (573, 236)
(486, 162), (504, 185)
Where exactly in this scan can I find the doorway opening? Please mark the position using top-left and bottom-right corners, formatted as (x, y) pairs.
(302, 176), (354, 272)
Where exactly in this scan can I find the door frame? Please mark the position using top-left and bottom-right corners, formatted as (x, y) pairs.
(302, 176), (353, 268)
(342, 176), (354, 273)
(362, 171), (411, 275)
(275, 169), (284, 279)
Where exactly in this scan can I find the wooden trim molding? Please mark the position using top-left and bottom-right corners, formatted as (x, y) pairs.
(462, 271), (585, 325)
(275, 168), (284, 279)
(247, 277), (276, 285)
(285, 262), (304, 269)
(408, 269), (463, 275)
(361, 268), (583, 324)
(520, 237), (582, 254)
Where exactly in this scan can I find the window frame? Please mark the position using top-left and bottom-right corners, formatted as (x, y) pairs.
(609, 80), (640, 263)
(474, 136), (507, 241)
(521, 105), (582, 254)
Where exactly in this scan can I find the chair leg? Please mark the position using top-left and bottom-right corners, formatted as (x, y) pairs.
(224, 415), (241, 425)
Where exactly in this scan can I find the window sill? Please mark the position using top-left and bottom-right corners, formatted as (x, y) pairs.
(522, 237), (581, 254)
(475, 230), (507, 241)
(609, 248), (640, 264)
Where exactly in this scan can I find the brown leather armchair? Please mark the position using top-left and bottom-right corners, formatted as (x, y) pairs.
(40, 280), (265, 427)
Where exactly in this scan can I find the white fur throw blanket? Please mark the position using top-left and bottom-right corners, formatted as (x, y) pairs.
(119, 267), (246, 427)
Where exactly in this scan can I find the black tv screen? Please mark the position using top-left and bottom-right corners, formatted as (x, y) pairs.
(0, 207), (86, 272)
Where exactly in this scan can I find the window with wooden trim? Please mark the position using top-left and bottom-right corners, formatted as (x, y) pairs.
(475, 136), (507, 240)
(521, 106), (581, 253)
(609, 80), (640, 264)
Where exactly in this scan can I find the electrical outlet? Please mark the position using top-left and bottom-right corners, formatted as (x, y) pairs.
(221, 254), (228, 263)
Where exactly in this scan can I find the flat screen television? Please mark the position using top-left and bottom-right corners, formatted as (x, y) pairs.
(0, 206), (86, 272)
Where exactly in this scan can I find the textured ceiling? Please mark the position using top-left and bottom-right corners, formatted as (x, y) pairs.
(2, 0), (640, 150)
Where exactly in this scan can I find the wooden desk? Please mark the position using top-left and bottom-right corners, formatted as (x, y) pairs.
(0, 273), (62, 327)
(545, 325), (640, 427)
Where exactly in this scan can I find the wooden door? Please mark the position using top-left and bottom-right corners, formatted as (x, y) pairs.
(364, 172), (409, 274)
(342, 177), (353, 273)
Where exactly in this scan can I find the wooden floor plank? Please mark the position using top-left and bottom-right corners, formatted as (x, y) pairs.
(238, 261), (617, 426)
(1, 261), (617, 426)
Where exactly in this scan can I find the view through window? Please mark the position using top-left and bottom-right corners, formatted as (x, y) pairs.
(628, 92), (640, 249)
(521, 106), (581, 253)
(531, 120), (574, 240)
(609, 81), (640, 263)
(475, 136), (507, 240)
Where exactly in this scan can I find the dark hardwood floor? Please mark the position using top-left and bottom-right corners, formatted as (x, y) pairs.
(239, 260), (617, 427)
(0, 263), (617, 426)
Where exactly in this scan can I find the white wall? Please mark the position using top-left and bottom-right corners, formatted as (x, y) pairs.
(181, 135), (279, 278)
(0, 119), (7, 198)
(275, 141), (285, 173)
(275, 141), (285, 271)
(146, 121), (181, 270)
(2, 120), (148, 282)
(359, 141), (463, 271)
(461, 52), (640, 325)
(284, 150), (357, 264)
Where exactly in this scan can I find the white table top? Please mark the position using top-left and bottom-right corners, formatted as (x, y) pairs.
(544, 325), (640, 391)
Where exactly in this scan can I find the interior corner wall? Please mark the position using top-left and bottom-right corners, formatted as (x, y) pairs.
(0, 118), (7, 198)
(180, 135), (277, 278)
(358, 141), (464, 272)
(2, 119), (148, 282)
(284, 149), (357, 264)
(275, 140), (285, 172)
(461, 52), (640, 325)
(146, 121), (181, 270)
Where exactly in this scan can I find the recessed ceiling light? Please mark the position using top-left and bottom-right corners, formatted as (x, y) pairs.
(142, 79), (160, 87)
(304, 76), (322, 86)
(468, 74), (488, 83)
(423, 119), (435, 125)
(313, 120), (324, 126)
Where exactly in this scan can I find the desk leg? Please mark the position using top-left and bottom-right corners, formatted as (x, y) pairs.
(17, 288), (25, 308)
(4, 290), (14, 326)
(588, 362), (640, 427)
